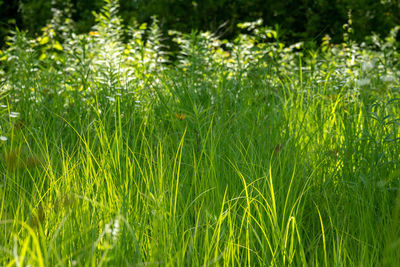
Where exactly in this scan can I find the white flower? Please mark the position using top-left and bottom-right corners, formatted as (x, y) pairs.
(106, 96), (115, 102)
(361, 61), (374, 72)
(111, 219), (120, 242)
(0, 136), (7, 141)
(358, 78), (370, 86)
(10, 112), (19, 118)
(380, 75), (395, 83)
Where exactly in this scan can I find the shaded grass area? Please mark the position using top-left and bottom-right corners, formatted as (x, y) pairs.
(1, 1), (400, 266)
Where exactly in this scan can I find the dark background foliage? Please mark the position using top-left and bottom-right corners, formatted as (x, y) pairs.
(1, 0), (400, 48)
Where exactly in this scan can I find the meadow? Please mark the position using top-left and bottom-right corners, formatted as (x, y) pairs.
(1, 1), (400, 266)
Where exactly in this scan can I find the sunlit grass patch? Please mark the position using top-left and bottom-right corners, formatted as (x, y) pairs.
(0, 0), (400, 265)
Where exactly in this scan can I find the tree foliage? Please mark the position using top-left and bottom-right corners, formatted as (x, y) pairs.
(0, 0), (399, 48)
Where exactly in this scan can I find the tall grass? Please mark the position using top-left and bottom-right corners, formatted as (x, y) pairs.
(1, 0), (400, 265)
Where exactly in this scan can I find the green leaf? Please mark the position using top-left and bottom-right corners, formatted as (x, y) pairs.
(39, 53), (47, 61)
(139, 23), (147, 30)
(53, 41), (63, 51)
(39, 36), (50, 45)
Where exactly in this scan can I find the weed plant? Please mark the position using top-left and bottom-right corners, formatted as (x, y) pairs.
(0, 0), (400, 266)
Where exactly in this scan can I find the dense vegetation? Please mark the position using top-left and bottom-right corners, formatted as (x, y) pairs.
(1, 0), (400, 48)
(1, 0), (400, 265)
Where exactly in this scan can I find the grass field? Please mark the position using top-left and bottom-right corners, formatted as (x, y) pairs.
(1, 1), (400, 266)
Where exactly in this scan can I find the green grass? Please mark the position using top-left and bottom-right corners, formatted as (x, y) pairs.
(1, 1), (400, 266)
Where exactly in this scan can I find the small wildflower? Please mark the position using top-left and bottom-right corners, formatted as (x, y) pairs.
(10, 112), (19, 118)
(0, 136), (7, 141)
(357, 78), (370, 87)
(380, 75), (395, 83)
(89, 31), (99, 36)
(106, 96), (115, 102)
(361, 61), (374, 72)
(175, 113), (186, 120)
(112, 219), (120, 242)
